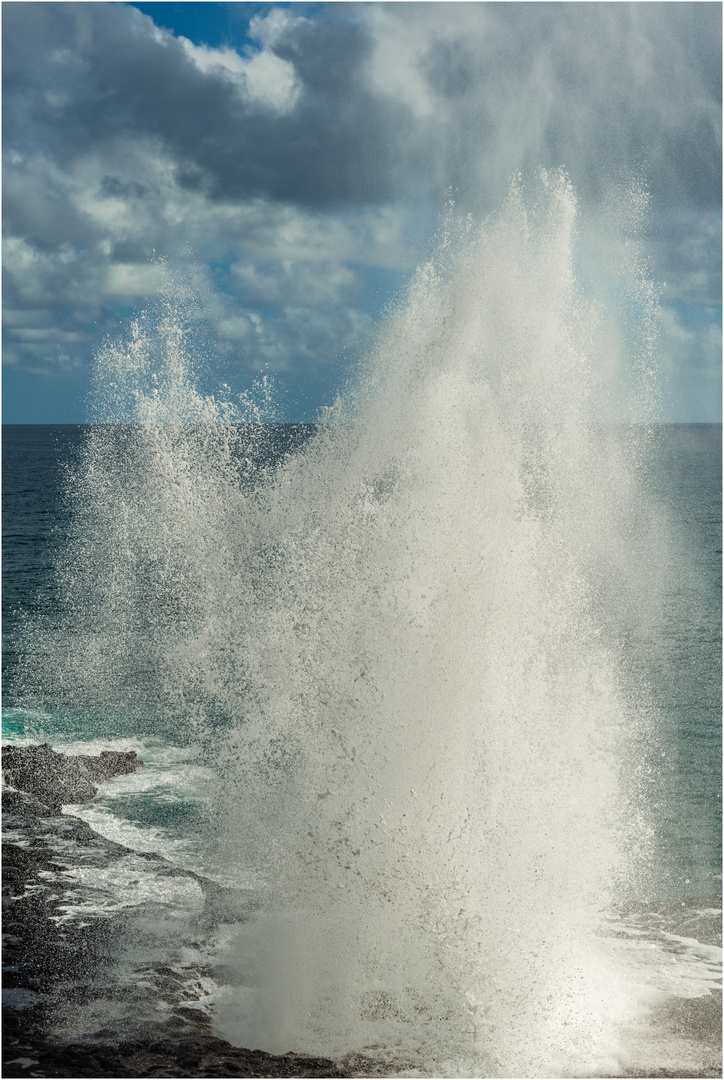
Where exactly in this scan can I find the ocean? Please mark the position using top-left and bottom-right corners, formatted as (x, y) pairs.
(2, 177), (722, 1078)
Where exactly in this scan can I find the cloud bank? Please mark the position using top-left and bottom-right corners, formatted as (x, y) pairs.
(3, 2), (721, 421)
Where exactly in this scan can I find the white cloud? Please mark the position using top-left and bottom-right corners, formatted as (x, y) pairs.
(247, 8), (306, 50)
(217, 314), (254, 342)
(9, 327), (88, 344)
(364, 7), (439, 119)
(179, 34), (300, 114)
(105, 262), (164, 297)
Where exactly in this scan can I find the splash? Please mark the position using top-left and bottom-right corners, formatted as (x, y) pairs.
(17, 173), (668, 1076)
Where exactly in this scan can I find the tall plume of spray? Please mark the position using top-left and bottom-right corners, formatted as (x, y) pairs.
(17, 173), (667, 1076)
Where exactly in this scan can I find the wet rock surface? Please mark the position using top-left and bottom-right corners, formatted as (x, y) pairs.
(3, 1031), (347, 1078)
(2, 753), (346, 1078)
(2, 744), (144, 812)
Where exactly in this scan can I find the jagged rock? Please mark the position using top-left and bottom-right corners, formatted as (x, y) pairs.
(1, 787), (58, 817)
(1, 1035), (349, 1077)
(2, 744), (144, 812)
(2, 781), (347, 1079)
(76, 749), (145, 784)
(2, 842), (39, 887)
(2, 744), (95, 810)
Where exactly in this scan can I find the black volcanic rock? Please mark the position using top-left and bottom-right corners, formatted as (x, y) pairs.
(2, 764), (347, 1079)
(2, 1036), (348, 1077)
(2, 743), (144, 811)
(76, 749), (145, 784)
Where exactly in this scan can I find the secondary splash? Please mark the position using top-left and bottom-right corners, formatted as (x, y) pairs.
(17, 173), (668, 1076)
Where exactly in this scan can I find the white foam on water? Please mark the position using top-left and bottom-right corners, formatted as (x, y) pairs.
(40, 855), (205, 924)
(604, 914), (722, 1000)
(68, 754), (219, 874)
(2, 734), (231, 902)
(63, 802), (204, 869)
(3, 727), (216, 870)
(1, 729), (194, 769)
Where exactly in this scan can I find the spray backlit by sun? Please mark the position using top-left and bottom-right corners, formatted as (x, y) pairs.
(19, 172), (666, 1076)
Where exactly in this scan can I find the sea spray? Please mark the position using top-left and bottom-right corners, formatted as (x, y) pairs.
(13, 173), (668, 1076)
(205, 174), (661, 1076)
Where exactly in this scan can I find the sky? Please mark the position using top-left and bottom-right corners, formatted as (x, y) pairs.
(2, 1), (721, 423)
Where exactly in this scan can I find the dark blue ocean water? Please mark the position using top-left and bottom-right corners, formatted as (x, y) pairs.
(640, 425), (722, 899)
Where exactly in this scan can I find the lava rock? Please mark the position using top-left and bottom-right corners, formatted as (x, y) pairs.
(2, 1035), (349, 1077)
(1, 842), (39, 889)
(2, 744), (144, 812)
(2, 747), (348, 1079)
(76, 749), (145, 784)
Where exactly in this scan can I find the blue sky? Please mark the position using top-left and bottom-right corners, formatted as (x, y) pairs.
(3, 2), (721, 423)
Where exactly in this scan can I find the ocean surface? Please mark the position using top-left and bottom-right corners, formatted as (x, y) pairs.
(2, 421), (721, 1077)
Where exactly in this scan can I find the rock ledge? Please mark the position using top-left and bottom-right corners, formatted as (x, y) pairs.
(2, 743), (144, 811)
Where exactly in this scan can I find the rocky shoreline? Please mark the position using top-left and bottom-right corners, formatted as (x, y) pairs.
(2, 745), (347, 1079)
(3, 744), (721, 1079)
